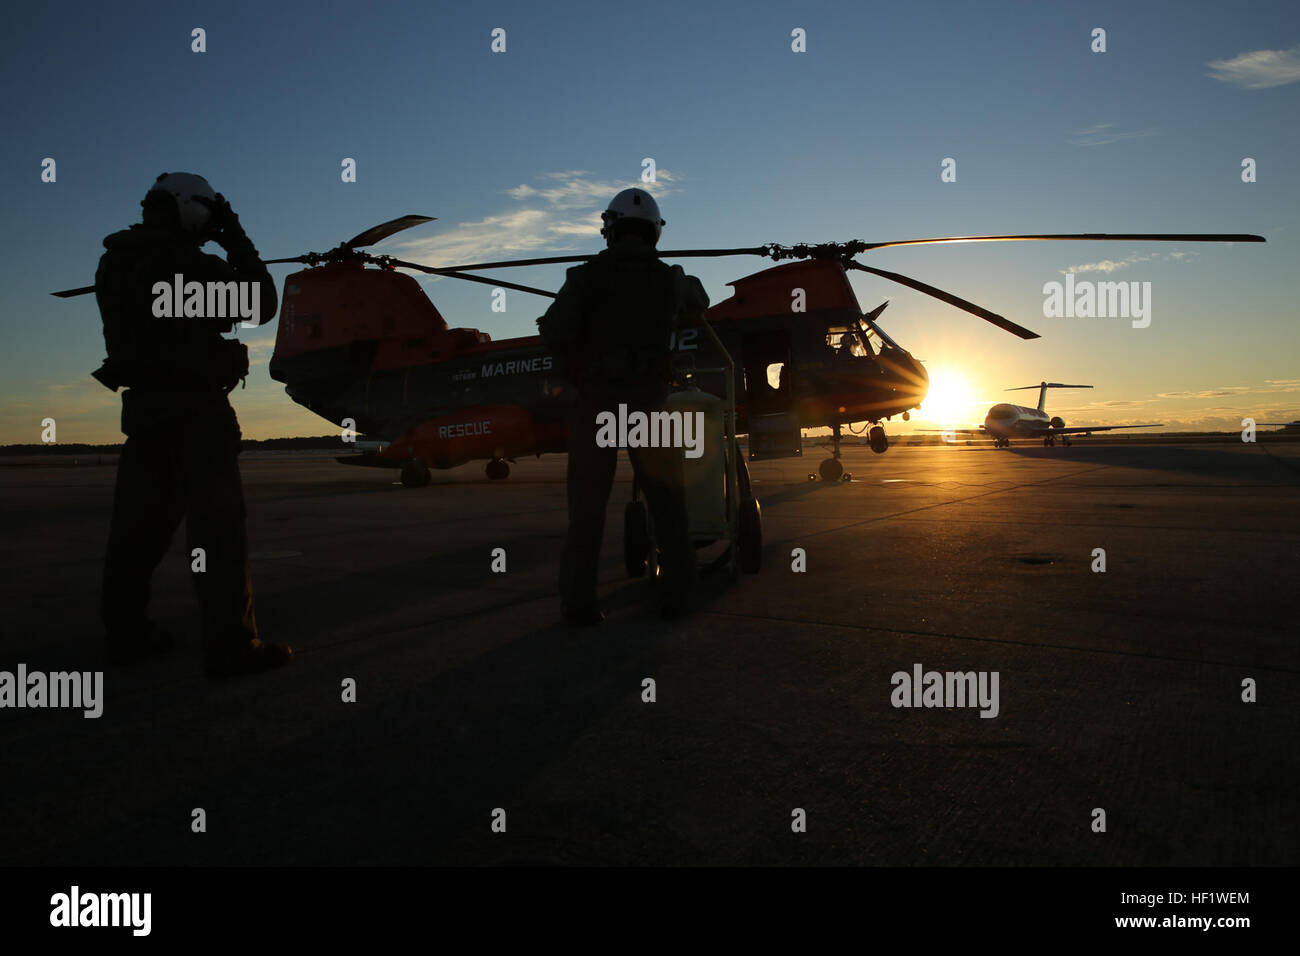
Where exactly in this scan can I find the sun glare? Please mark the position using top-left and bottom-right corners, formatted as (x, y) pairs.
(920, 369), (978, 425)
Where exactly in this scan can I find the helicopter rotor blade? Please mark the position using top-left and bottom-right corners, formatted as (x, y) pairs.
(432, 253), (596, 272)
(345, 215), (436, 250)
(855, 233), (1266, 252)
(433, 246), (771, 272)
(845, 260), (1040, 340)
(386, 259), (557, 298)
(260, 215), (438, 265)
(653, 246), (772, 260)
(51, 285), (96, 298)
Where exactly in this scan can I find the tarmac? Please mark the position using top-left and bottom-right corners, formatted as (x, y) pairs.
(1, 439), (1297, 865)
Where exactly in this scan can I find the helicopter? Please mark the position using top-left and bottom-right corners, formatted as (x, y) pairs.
(55, 214), (1264, 485)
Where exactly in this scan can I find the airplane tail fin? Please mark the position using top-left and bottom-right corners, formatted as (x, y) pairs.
(1007, 381), (1093, 413)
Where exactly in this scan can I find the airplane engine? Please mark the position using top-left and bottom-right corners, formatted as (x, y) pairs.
(1050, 417), (1066, 429)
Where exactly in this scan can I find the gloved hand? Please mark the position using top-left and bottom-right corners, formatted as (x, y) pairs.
(194, 193), (246, 247)
(213, 338), (250, 392)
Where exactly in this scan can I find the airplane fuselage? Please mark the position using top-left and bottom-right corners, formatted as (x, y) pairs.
(982, 402), (1058, 438)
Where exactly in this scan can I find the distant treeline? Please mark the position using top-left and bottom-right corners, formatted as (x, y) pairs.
(1, 436), (343, 456)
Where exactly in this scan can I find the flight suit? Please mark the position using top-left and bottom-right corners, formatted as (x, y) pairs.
(538, 238), (709, 614)
(94, 221), (277, 669)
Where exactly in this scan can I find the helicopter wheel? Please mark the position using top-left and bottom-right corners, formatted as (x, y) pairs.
(400, 459), (430, 488)
(1043, 436), (1055, 447)
(869, 425), (889, 454)
(818, 458), (843, 482)
(1062, 436), (1071, 446)
(485, 458), (510, 480)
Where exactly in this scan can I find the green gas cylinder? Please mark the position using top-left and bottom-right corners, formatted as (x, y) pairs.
(665, 386), (727, 539)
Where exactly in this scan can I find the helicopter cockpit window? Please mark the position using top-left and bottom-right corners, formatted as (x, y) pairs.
(825, 327), (869, 358)
(859, 326), (884, 356)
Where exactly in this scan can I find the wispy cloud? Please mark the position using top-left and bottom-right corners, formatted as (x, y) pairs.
(243, 335), (277, 367)
(1167, 407), (1300, 428)
(1206, 44), (1300, 89)
(1157, 387), (1249, 399)
(506, 169), (677, 208)
(1061, 250), (1198, 274)
(1049, 399), (1155, 419)
(389, 170), (681, 267)
(1157, 381), (1298, 400)
(1067, 123), (1159, 146)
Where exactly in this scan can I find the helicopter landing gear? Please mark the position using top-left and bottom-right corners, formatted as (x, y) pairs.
(819, 421), (845, 481)
(818, 458), (843, 481)
(400, 459), (430, 488)
(1061, 435), (1072, 446)
(485, 458), (510, 480)
(869, 425), (889, 454)
(1043, 435), (1056, 447)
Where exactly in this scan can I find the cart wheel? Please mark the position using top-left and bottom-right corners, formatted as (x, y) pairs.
(738, 495), (762, 573)
(624, 500), (649, 577)
(733, 440), (754, 496)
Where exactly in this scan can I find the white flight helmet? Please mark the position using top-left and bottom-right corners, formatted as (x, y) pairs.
(600, 187), (666, 242)
(145, 172), (217, 234)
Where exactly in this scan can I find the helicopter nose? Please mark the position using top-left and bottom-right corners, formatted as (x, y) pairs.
(893, 351), (929, 400)
(910, 354), (929, 388)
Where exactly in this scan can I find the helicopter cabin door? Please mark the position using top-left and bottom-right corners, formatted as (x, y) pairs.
(742, 329), (801, 460)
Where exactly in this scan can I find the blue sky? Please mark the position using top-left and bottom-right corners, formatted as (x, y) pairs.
(3, 0), (1298, 442)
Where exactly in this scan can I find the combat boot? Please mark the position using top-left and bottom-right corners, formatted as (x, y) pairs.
(106, 622), (175, 665)
(205, 639), (294, 679)
(561, 603), (606, 626)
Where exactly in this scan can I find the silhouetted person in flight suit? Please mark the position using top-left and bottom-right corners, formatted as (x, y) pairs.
(93, 172), (292, 678)
(538, 188), (709, 623)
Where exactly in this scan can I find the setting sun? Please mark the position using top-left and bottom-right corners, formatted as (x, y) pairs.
(919, 369), (979, 425)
